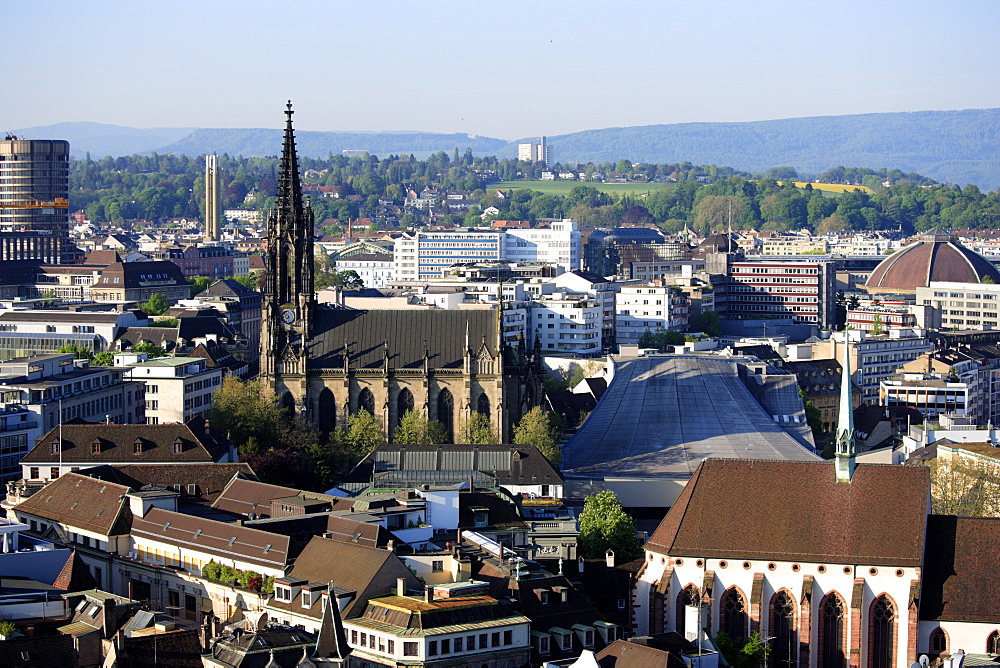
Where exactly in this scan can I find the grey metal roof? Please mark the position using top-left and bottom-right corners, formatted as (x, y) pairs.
(562, 356), (820, 479)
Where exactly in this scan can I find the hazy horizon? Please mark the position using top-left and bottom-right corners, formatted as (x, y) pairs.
(8, 0), (999, 138)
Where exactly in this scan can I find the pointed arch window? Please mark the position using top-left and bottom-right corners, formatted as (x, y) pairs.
(477, 393), (491, 416)
(869, 595), (896, 668)
(769, 590), (797, 668)
(987, 630), (1000, 655)
(317, 388), (336, 435)
(358, 387), (375, 416)
(720, 587), (748, 640)
(819, 593), (846, 668)
(437, 388), (454, 442)
(929, 627), (948, 657)
(675, 584), (700, 637)
(397, 388), (414, 423)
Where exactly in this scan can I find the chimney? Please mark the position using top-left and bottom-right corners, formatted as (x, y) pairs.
(102, 597), (117, 638)
(424, 585), (434, 603)
(397, 577), (406, 596)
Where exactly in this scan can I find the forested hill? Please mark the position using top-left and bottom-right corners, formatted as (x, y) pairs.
(154, 129), (509, 159)
(509, 109), (1000, 190)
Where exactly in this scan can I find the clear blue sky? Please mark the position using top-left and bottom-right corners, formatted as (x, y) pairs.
(8, 0), (999, 139)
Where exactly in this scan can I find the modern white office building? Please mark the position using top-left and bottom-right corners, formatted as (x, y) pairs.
(394, 231), (506, 280)
(505, 219), (581, 272)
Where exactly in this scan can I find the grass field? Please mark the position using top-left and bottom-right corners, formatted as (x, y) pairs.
(491, 180), (668, 196)
(785, 181), (875, 195)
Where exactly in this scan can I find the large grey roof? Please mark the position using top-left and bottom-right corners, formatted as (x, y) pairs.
(562, 356), (820, 479)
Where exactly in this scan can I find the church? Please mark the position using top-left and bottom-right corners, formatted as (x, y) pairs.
(635, 345), (1000, 668)
(259, 103), (542, 441)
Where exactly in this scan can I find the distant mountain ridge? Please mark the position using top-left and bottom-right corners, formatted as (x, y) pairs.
(15, 109), (1000, 189)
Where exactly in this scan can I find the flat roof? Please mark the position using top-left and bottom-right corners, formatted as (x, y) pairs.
(562, 356), (819, 480)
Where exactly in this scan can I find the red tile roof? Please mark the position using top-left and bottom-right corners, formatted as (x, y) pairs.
(646, 460), (930, 567)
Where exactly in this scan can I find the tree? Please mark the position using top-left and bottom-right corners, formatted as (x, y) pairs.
(57, 344), (93, 360)
(871, 312), (885, 336)
(457, 412), (498, 444)
(638, 327), (684, 351)
(93, 351), (115, 366)
(150, 317), (179, 328)
(187, 275), (212, 296)
(695, 310), (722, 337)
(577, 490), (642, 560)
(513, 407), (560, 464)
(344, 410), (386, 460)
(133, 341), (166, 358)
(210, 377), (283, 453)
(928, 455), (1000, 517)
(233, 270), (262, 291)
(139, 293), (169, 316)
(393, 410), (448, 445)
(816, 213), (851, 236)
(714, 631), (771, 668)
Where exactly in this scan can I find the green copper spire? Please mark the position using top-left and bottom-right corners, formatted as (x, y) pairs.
(835, 336), (856, 482)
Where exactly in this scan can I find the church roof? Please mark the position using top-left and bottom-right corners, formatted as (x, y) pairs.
(921, 514), (1000, 623)
(308, 307), (497, 370)
(645, 459), (930, 567)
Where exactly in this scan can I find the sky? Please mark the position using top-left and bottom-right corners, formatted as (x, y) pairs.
(7, 0), (999, 140)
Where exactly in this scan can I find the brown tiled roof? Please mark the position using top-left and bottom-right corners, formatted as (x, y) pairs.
(25, 419), (233, 465)
(212, 478), (337, 518)
(921, 515), (1000, 623)
(269, 536), (421, 618)
(52, 550), (99, 592)
(13, 473), (133, 537)
(96, 260), (188, 289)
(645, 460), (930, 567)
(243, 513), (395, 551)
(596, 639), (687, 668)
(130, 507), (293, 571)
(76, 463), (256, 504)
(0, 635), (80, 667)
(119, 628), (203, 668)
(459, 492), (528, 531)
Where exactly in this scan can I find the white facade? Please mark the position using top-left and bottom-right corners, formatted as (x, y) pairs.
(916, 281), (1000, 331)
(615, 282), (689, 345)
(333, 253), (396, 288)
(394, 231), (506, 280)
(529, 291), (602, 355)
(506, 219), (581, 272)
(117, 354), (223, 424)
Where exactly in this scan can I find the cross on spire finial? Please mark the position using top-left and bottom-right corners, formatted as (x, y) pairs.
(285, 100), (294, 120)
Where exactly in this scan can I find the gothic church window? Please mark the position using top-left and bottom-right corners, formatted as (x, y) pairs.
(769, 590), (796, 668)
(869, 595), (896, 668)
(720, 587), (748, 639)
(437, 388), (454, 442)
(676, 584), (700, 637)
(397, 388), (414, 423)
(820, 593), (846, 668)
(358, 388), (375, 416)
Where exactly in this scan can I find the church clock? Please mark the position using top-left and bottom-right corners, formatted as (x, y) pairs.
(280, 308), (296, 325)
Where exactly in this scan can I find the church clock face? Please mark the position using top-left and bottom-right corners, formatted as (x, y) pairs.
(280, 309), (296, 325)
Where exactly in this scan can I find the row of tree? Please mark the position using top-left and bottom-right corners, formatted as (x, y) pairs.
(71, 150), (1000, 237)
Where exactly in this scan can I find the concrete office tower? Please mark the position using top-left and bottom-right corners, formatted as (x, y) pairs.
(204, 154), (221, 241)
(0, 136), (76, 264)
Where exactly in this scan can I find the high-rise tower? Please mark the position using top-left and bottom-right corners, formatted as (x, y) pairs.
(260, 102), (315, 386)
(0, 136), (76, 264)
(204, 154), (221, 241)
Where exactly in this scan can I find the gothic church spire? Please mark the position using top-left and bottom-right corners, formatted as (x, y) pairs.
(835, 336), (857, 482)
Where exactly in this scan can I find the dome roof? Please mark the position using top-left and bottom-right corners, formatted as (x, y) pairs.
(865, 229), (1000, 292)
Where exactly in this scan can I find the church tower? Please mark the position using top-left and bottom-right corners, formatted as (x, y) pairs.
(261, 101), (315, 388)
(835, 337), (857, 482)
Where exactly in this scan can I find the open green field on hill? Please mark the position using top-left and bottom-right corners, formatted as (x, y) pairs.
(491, 180), (668, 196)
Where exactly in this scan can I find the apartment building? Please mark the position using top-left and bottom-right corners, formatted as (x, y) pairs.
(615, 281), (689, 346)
(116, 354), (223, 424)
(394, 231), (505, 280)
(549, 271), (618, 352)
(916, 281), (1000, 330)
(529, 291), (602, 355)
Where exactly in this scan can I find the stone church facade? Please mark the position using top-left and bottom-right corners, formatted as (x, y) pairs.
(259, 103), (542, 442)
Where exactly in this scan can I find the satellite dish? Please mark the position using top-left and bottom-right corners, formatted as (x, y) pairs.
(919, 655), (930, 668)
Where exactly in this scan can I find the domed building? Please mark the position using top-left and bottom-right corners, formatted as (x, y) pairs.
(864, 229), (1000, 293)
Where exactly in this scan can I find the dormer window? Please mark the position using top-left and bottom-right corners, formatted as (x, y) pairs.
(301, 591), (312, 608)
(51, 441), (60, 454)
(91, 440), (101, 454)
(275, 586), (291, 602)
(173, 439), (183, 454)
(133, 438), (143, 455)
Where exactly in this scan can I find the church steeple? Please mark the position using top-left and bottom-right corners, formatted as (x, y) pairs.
(835, 337), (857, 482)
(261, 101), (315, 385)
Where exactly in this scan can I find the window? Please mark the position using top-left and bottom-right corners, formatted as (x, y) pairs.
(50, 467), (60, 479)
(454, 637), (463, 652)
(492, 632), (501, 647)
(428, 640), (438, 656)
(539, 636), (550, 654)
(441, 639), (450, 654)
(432, 560), (444, 572)
(676, 584), (700, 637)
(929, 627), (948, 656)
(720, 587), (748, 639)
(769, 591), (796, 668)
(870, 596), (895, 668)
(504, 630), (512, 645)
(480, 634), (488, 649)
(350, 630), (357, 644)
(820, 593), (846, 668)
(987, 630), (1000, 655)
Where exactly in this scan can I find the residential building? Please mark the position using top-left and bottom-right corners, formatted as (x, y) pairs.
(811, 330), (934, 404)
(334, 252), (396, 288)
(147, 245), (234, 279)
(0, 353), (143, 446)
(505, 219), (582, 272)
(760, 236), (829, 255)
(197, 278), (263, 358)
(550, 271), (618, 352)
(615, 281), (689, 345)
(530, 290), (602, 355)
(116, 354), (223, 424)
(19, 417), (238, 481)
(880, 355), (982, 422)
(518, 137), (550, 165)
(0, 137), (78, 264)
(342, 582), (532, 667)
(87, 260), (191, 305)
